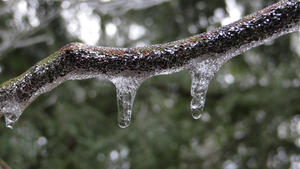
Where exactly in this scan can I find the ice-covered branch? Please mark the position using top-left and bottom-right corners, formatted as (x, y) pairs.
(0, 0), (299, 128)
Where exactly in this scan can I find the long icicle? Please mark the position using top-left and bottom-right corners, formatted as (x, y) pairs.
(189, 57), (225, 119)
(112, 76), (143, 128)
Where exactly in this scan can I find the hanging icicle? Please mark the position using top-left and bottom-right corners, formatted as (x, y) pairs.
(111, 77), (143, 128)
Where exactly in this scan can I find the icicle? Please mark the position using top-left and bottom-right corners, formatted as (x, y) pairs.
(190, 70), (209, 119)
(4, 112), (21, 129)
(0, 99), (22, 129)
(189, 57), (225, 119)
(111, 76), (143, 128)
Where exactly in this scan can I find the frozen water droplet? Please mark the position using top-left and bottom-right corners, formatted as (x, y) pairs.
(191, 107), (203, 119)
(190, 42), (197, 47)
(165, 48), (175, 54)
(189, 57), (224, 119)
(111, 76), (143, 128)
(154, 50), (162, 55)
(1, 101), (22, 129)
(4, 112), (20, 129)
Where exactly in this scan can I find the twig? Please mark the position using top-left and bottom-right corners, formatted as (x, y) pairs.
(0, 159), (11, 169)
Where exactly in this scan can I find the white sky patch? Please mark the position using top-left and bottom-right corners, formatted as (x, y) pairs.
(295, 138), (300, 148)
(61, 1), (71, 9)
(196, 1), (206, 10)
(110, 150), (119, 161)
(135, 41), (149, 47)
(36, 136), (48, 146)
(14, 0), (40, 28)
(297, 120), (300, 135)
(291, 32), (300, 57)
(15, 0), (27, 18)
(120, 146), (129, 158)
(217, 73), (235, 88)
(188, 24), (198, 34)
(213, 8), (225, 23)
(290, 155), (300, 169)
(61, 4), (101, 45)
(106, 23), (117, 36)
(224, 73), (235, 84)
(277, 122), (288, 139)
(28, 4), (40, 27)
(128, 24), (146, 40)
(223, 160), (238, 169)
(221, 0), (244, 26)
(199, 16), (208, 28)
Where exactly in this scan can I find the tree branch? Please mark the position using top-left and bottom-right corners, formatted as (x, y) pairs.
(0, 159), (11, 169)
(0, 0), (299, 127)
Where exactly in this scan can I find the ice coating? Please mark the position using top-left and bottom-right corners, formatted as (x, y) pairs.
(0, 0), (299, 128)
(189, 58), (220, 119)
(190, 68), (208, 119)
(5, 112), (21, 129)
(2, 102), (22, 129)
(188, 53), (232, 119)
(111, 76), (144, 128)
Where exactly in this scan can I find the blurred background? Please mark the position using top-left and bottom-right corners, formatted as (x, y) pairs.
(0, 0), (300, 168)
